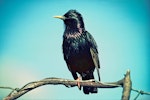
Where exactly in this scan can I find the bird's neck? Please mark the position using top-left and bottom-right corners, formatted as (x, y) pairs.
(64, 24), (85, 39)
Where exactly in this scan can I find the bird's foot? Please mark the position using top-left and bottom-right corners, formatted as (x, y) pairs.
(76, 76), (82, 90)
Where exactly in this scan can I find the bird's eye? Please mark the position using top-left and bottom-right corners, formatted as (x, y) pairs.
(68, 14), (73, 18)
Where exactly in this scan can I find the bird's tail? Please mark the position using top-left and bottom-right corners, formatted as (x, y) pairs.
(82, 73), (98, 94)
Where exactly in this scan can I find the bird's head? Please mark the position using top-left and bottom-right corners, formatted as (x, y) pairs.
(54, 10), (85, 30)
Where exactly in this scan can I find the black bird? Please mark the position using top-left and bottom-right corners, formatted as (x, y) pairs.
(54, 10), (100, 94)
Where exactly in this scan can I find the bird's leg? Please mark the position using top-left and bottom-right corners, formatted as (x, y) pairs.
(71, 72), (82, 90)
(76, 76), (82, 90)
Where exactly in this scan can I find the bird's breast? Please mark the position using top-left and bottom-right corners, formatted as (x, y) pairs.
(63, 33), (94, 73)
(63, 34), (88, 56)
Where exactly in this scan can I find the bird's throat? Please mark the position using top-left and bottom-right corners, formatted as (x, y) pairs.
(64, 27), (85, 39)
(64, 32), (82, 39)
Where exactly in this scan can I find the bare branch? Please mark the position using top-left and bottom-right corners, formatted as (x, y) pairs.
(1, 70), (149, 100)
(121, 70), (132, 100)
(3, 77), (123, 100)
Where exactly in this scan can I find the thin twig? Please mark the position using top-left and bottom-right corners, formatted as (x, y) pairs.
(0, 87), (16, 91)
(132, 88), (150, 95)
(134, 92), (141, 100)
(132, 88), (150, 100)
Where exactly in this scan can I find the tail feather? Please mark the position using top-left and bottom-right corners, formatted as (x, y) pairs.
(82, 72), (98, 94)
(83, 86), (98, 94)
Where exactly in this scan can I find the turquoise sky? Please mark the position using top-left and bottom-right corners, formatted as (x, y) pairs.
(0, 0), (150, 99)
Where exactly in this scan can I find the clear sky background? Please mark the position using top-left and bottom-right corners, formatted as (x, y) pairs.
(0, 0), (150, 99)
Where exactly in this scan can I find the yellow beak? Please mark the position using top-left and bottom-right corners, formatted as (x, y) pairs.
(53, 16), (66, 20)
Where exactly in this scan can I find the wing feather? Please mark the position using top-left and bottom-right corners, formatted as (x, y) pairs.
(86, 31), (101, 81)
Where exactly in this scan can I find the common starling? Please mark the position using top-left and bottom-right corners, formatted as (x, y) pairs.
(54, 10), (100, 94)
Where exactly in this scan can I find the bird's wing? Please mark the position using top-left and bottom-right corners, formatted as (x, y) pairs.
(86, 31), (101, 81)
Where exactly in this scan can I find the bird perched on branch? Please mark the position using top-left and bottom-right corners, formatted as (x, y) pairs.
(54, 10), (100, 94)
